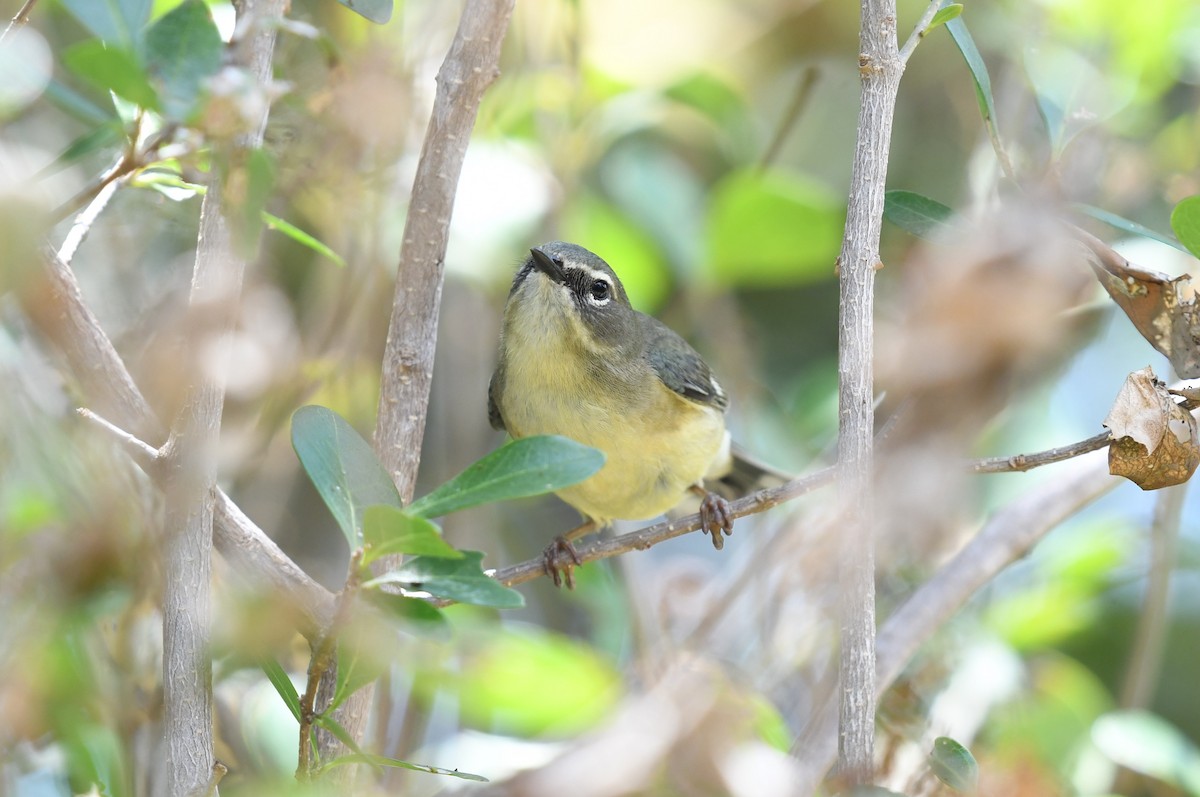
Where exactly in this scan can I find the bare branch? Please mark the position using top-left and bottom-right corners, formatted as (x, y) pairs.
(350, 0), (515, 773)
(77, 407), (161, 469)
(0, 0), (38, 45)
(159, 1), (288, 791)
(899, 0), (950, 62)
(373, 0), (517, 501)
(58, 175), (123, 265)
(970, 430), (1113, 473)
(835, 0), (904, 778)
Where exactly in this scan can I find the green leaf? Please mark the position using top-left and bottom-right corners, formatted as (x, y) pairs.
(322, 753), (487, 781)
(291, 405), (403, 551)
(259, 659), (302, 723)
(1075, 204), (1194, 256)
(408, 436), (604, 519)
(705, 167), (843, 287)
(143, 0), (224, 120)
(929, 736), (979, 793)
(362, 505), (461, 566)
(945, 17), (997, 128)
(264, 212), (347, 267)
(1092, 711), (1200, 794)
(442, 626), (621, 736)
(68, 723), (131, 797)
(60, 0), (152, 46)
(366, 551), (524, 608)
(884, 190), (957, 239)
(927, 3), (963, 33)
(1169, 195), (1200, 259)
(333, 0), (394, 24)
(61, 41), (160, 111)
(364, 591), (449, 639)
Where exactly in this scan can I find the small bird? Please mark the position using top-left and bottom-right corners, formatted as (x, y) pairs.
(488, 241), (765, 587)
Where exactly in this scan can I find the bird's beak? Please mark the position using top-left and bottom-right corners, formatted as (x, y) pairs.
(530, 247), (566, 284)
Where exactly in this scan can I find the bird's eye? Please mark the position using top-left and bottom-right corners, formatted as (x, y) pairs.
(589, 279), (610, 302)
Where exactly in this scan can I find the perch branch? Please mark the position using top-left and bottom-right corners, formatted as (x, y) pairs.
(489, 467), (837, 589)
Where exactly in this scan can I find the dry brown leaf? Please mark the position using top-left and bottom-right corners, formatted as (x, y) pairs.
(1081, 231), (1200, 378)
(1103, 366), (1199, 489)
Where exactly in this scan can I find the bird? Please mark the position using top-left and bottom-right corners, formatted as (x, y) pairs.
(488, 241), (773, 588)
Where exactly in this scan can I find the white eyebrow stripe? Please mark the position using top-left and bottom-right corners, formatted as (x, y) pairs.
(566, 265), (612, 285)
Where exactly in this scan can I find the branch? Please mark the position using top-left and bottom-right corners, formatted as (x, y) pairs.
(899, 0), (949, 62)
(373, 0), (516, 501)
(835, 0), (903, 779)
(58, 177), (123, 265)
(159, 3), (287, 793)
(77, 407), (161, 470)
(0, 0), (38, 45)
(970, 430), (1113, 473)
(490, 467), (836, 589)
(791, 447), (1124, 793)
(360, 0), (516, 772)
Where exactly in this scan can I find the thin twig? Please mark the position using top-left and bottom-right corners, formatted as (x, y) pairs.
(899, 0), (949, 62)
(0, 0), (38, 45)
(298, 551), (364, 780)
(58, 178), (123, 265)
(970, 430), (1112, 473)
(76, 408), (162, 469)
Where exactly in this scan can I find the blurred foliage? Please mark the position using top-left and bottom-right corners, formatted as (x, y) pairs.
(2, 0), (1200, 794)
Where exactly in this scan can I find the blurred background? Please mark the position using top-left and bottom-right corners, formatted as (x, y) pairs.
(2, 0), (1200, 794)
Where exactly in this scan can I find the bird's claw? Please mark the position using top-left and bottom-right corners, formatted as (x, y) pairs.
(542, 535), (583, 589)
(698, 492), (734, 550)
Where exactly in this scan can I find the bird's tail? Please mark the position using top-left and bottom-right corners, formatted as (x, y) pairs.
(712, 445), (793, 499)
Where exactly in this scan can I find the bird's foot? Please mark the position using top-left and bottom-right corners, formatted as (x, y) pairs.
(542, 535), (583, 589)
(698, 491), (734, 550)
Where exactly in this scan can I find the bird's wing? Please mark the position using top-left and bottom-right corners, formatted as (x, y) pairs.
(487, 368), (507, 431)
(644, 315), (728, 410)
